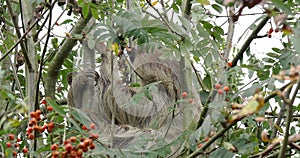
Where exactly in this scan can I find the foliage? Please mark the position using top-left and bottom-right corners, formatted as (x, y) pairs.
(0, 0), (300, 157)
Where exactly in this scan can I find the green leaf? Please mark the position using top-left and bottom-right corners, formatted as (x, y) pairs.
(91, 7), (98, 19)
(132, 93), (144, 104)
(203, 74), (212, 90)
(271, 0), (293, 14)
(223, 142), (237, 152)
(172, 3), (179, 13)
(178, 16), (191, 31)
(170, 21), (186, 35)
(274, 124), (284, 133)
(51, 38), (59, 49)
(130, 83), (141, 87)
(196, 0), (210, 5)
(209, 147), (235, 158)
(46, 99), (66, 116)
(212, 4), (223, 14)
(82, 3), (90, 19)
(291, 35), (300, 56)
(87, 39), (95, 49)
(60, 19), (73, 25)
(143, 89), (153, 101)
(266, 52), (278, 58)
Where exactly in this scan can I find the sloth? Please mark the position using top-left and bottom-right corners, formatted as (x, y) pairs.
(67, 43), (199, 153)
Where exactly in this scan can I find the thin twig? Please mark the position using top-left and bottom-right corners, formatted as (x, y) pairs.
(191, 63), (204, 90)
(5, 0), (33, 71)
(35, 9), (66, 46)
(34, 0), (54, 109)
(278, 77), (300, 158)
(270, 88), (291, 140)
(224, 6), (235, 60)
(145, 0), (182, 37)
(206, 12), (266, 18)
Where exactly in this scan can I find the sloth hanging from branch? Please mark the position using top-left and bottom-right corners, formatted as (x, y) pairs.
(67, 40), (200, 153)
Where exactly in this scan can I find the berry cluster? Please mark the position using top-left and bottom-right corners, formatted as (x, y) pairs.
(51, 123), (99, 158)
(181, 92), (194, 103)
(214, 83), (230, 95)
(5, 134), (28, 157)
(26, 102), (55, 140)
(267, 27), (280, 38)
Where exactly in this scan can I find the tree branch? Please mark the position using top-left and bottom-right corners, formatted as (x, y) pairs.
(231, 15), (269, 67)
(188, 119), (239, 158)
(45, 12), (92, 98)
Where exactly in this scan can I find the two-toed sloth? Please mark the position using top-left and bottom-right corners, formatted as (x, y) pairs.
(67, 43), (199, 153)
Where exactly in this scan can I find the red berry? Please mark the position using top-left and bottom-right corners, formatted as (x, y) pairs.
(30, 112), (37, 118)
(90, 143), (95, 150)
(70, 150), (77, 157)
(30, 118), (37, 125)
(14, 143), (19, 148)
(27, 127), (33, 133)
(82, 147), (88, 152)
(51, 144), (58, 151)
(28, 133), (34, 140)
(197, 143), (203, 148)
(214, 84), (221, 89)
(48, 122), (54, 129)
(13, 150), (17, 156)
(41, 99), (47, 105)
(35, 115), (41, 121)
(77, 149), (83, 156)
(34, 125), (41, 132)
(217, 89), (223, 95)
(83, 139), (92, 146)
(181, 92), (188, 98)
(63, 140), (69, 145)
(52, 151), (59, 157)
(223, 86), (230, 92)
(205, 137), (210, 142)
(70, 136), (76, 143)
(268, 28), (274, 34)
(22, 147), (28, 154)
(16, 138), (21, 142)
(64, 143), (73, 151)
(78, 142), (85, 149)
(90, 133), (99, 140)
(47, 106), (53, 111)
(36, 110), (42, 115)
(8, 134), (15, 140)
(6, 142), (12, 148)
(268, 34), (272, 38)
(90, 123), (96, 130)
(275, 28), (280, 32)
(227, 62), (233, 67)
(81, 125), (88, 131)
(28, 121), (33, 127)
(80, 137), (85, 142)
